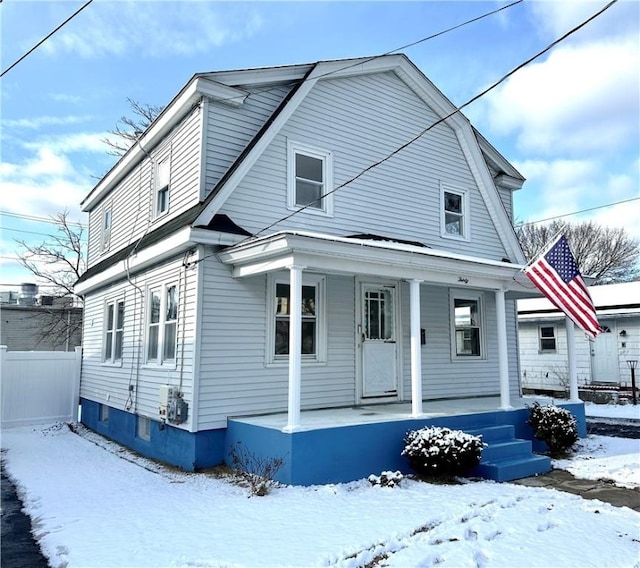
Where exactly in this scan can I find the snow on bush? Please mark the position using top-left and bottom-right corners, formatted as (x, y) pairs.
(527, 402), (578, 457)
(402, 426), (485, 477)
(368, 470), (403, 488)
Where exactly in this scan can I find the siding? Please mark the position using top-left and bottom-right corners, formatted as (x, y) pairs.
(86, 107), (203, 268)
(197, 253), (355, 429)
(80, 255), (197, 429)
(220, 72), (509, 261)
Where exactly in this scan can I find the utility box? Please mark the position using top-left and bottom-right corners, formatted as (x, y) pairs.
(158, 385), (188, 425)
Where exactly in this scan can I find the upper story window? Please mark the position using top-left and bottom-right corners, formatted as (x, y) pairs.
(450, 291), (484, 359)
(100, 205), (112, 252)
(539, 325), (557, 352)
(154, 156), (171, 218)
(104, 299), (124, 363)
(287, 140), (333, 216)
(441, 185), (468, 240)
(146, 283), (178, 365)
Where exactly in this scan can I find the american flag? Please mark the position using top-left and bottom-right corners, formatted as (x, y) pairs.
(525, 235), (601, 338)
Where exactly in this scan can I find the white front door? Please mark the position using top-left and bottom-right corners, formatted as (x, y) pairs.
(361, 283), (398, 398)
(591, 325), (619, 382)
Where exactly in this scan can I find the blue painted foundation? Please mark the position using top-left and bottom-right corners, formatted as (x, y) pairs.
(81, 398), (586, 484)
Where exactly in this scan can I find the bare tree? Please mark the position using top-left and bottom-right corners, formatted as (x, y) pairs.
(103, 97), (165, 156)
(516, 220), (640, 284)
(14, 210), (86, 349)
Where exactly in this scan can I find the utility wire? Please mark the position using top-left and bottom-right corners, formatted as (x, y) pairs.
(251, 0), (619, 239)
(0, 210), (87, 227)
(1, 0), (94, 77)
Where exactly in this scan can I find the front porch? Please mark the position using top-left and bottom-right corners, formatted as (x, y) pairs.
(226, 396), (586, 486)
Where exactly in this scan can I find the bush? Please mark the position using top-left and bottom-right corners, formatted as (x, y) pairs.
(527, 402), (578, 457)
(402, 426), (485, 477)
(228, 441), (284, 496)
(368, 470), (403, 488)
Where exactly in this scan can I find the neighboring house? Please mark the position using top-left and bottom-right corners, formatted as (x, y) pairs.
(518, 281), (640, 394)
(75, 55), (584, 484)
(1, 285), (83, 351)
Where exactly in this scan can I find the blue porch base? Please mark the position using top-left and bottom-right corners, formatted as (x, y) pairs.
(80, 398), (585, 484)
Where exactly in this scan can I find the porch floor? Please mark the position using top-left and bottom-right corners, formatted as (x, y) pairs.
(230, 395), (560, 431)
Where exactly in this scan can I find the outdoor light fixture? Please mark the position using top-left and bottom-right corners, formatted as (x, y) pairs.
(619, 330), (627, 337)
(627, 360), (638, 406)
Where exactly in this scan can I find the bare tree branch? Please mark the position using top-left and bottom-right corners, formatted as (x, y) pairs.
(102, 97), (164, 156)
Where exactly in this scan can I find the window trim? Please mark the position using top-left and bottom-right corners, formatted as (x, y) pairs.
(103, 298), (124, 365)
(449, 290), (485, 360)
(287, 140), (334, 216)
(266, 272), (327, 366)
(440, 184), (469, 241)
(538, 325), (557, 353)
(145, 282), (179, 367)
(153, 154), (171, 219)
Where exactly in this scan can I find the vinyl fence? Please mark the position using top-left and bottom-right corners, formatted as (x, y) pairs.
(0, 345), (81, 428)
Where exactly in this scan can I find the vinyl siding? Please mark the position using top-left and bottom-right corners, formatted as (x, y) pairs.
(86, 107), (203, 268)
(220, 72), (509, 261)
(80, 256), (197, 429)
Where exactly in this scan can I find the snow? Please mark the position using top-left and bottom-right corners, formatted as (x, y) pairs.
(2, 423), (639, 568)
(585, 402), (640, 421)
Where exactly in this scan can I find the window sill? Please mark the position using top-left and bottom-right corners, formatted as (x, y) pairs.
(265, 359), (327, 368)
(287, 204), (333, 218)
(101, 361), (123, 368)
(440, 232), (470, 242)
(142, 362), (178, 370)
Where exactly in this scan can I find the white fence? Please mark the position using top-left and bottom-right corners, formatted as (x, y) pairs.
(0, 345), (81, 428)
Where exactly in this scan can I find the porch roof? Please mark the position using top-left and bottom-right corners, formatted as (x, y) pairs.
(217, 230), (541, 298)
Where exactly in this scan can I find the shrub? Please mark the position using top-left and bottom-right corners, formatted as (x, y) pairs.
(527, 402), (578, 457)
(402, 426), (485, 477)
(228, 441), (284, 496)
(368, 470), (403, 488)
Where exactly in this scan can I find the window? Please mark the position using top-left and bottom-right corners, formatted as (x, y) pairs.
(268, 273), (326, 363)
(101, 205), (112, 252)
(103, 299), (124, 363)
(441, 186), (468, 239)
(146, 283), (178, 364)
(100, 404), (109, 423)
(451, 292), (484, 358)
(137, 416), (151, 441)
(539, 326), (557, 352)
(287, 141), (333, 215)
(154, 156), (171, 217)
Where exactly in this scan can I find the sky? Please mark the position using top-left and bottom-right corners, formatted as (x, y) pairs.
(1, 413), (639, 567)
(1, 0), (638, 294)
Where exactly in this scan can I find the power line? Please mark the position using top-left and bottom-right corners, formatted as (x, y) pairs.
(1, 226), (88, 239)
(0, 210), (87, 227)
(515, 196), (640, 226)
(251, 0), (619, 239)
(1, 0), (94, 77)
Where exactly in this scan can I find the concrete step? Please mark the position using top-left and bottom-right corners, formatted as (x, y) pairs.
(480, 439), (533, 462)
(470, 454), (551, 482)
(466, 425), (515, 443)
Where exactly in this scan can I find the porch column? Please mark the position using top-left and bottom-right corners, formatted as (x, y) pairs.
(284, 265), (304, 432)
(409, 279), (424, 417)
(495, 289), (512, 410)
(566, 316), (580, 402)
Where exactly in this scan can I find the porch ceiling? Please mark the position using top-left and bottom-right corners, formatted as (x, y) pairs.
(217, 230), (540, 297)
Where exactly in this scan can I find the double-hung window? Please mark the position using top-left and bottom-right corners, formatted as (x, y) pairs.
(539, 325), (557, 352)
(268, 273), (326, 364)
(441, 185), (468, 239)
(154, 156), (171, 218)
(450, 291), (484, 359)
(147, 284), (178, 364)
(101, 205), (112, 252)
(287, 141), (333, 215)
(103, 299), (124, 363)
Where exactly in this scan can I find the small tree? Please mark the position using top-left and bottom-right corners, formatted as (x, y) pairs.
(103, 98), (165, 156)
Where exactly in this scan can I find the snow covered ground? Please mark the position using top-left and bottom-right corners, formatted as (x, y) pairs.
(584, 401), (640, 420)
(2, 422), (639, 568)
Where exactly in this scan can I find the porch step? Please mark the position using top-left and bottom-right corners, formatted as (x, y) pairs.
(466, 426), (551, 482)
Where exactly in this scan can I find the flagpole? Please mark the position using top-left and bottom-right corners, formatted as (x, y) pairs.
(518, 229), (566, 273)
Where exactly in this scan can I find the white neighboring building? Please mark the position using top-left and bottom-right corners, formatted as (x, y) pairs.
(518, 281), (640, 394)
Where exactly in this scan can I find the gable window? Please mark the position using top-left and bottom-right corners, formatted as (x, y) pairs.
(154, 156), (171, 218)
(539, 325), (557, 352)
(101, 205), (112, 252)
(103, 299), (124, 363)
(146, 283), (178, 365)
(450, 291), (484, 359)
(268, 273), (326, 364)
(441, 186), (468, 239)
(287, 141), (333, 215)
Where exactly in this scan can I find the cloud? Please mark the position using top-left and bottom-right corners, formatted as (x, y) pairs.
(4, 115), (94, 129)
(42, 2), (263, 58)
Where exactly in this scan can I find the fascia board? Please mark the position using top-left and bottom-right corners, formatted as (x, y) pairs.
(188, 228), (247, 246)
(200, 65), (313, 87)
(198, 79), (249, 107)
(75, 228), (193, 295)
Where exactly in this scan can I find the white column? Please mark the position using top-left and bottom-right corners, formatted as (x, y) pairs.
(409, 279), (424, 417)
(495, 289), (512, 410)
(284, 265), (303, 432)
(566, 316), (580, 402)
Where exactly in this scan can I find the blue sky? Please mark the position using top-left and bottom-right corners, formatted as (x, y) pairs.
(1, 0), (638, 292)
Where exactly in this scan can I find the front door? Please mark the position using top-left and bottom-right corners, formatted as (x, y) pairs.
(591, 325), (619, 382)
(361, 283), (398, 398)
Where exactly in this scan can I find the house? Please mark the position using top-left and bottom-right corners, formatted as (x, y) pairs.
(75, 55), (585, 484)
(518, 281), (640, 399)
(1, 284), (83, 351)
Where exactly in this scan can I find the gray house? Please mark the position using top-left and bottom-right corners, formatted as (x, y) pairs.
(75, 55), (584, 484)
